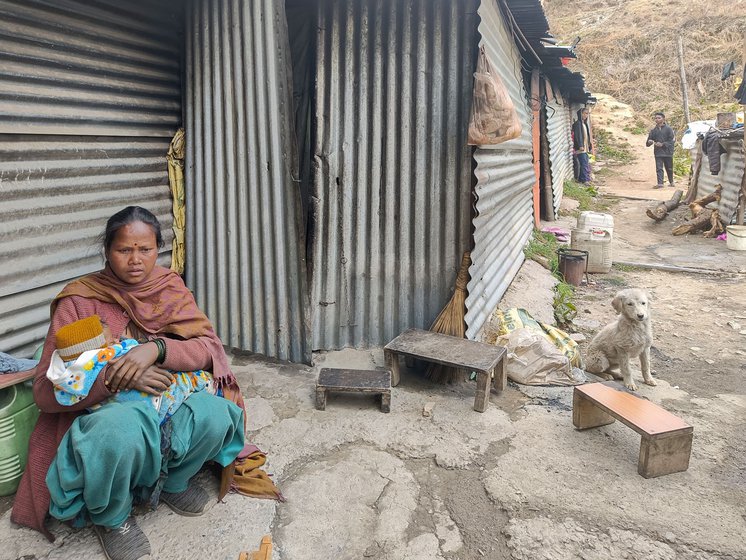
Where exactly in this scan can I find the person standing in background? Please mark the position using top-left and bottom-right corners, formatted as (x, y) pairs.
(646, 112), (676, 188)
(573, 108), (593, 184)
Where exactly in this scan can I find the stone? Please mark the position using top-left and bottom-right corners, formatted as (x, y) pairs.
(423, 402), (435, 418)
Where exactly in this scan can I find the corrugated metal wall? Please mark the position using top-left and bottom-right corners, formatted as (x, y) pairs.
(546, 97), (573, 219)
(0, 0), (180, 357)
(185, 0), (311, 363)
(311, 0), (477, 349)
(692, 137), (745, 223)
(465, 0), (536, 340)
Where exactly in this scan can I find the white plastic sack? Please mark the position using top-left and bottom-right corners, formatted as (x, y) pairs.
(681, 120), (715, 150)
(497, 328), (585, 386)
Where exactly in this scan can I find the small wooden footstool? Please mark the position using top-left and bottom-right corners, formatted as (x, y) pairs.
(573, 382), (693, 478)
(315, 368), (392, 413)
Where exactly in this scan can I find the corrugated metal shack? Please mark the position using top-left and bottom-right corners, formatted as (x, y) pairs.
(0, 0), (180, 357)
(688, 129), (745, 224)
(1, 0), (588, 363)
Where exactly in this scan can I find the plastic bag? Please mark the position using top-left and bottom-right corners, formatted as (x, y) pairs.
(486, 308), (582, 368)
(496, 328), (585, 386)
(467, 46), (522, 146)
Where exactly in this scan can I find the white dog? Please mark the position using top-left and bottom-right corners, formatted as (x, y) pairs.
(584, 288), (656, 391)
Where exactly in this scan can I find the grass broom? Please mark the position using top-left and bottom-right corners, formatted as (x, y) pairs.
(425, 251), (471, 384)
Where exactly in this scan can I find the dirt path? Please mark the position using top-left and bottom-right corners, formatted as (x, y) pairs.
(572, 93), (746, 399)
(567, 94), (746, 554)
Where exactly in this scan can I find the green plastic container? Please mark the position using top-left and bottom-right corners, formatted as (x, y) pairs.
(0, 381), (40, 496)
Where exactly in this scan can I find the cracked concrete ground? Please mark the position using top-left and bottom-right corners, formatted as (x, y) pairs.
(2, 336), (744, 559)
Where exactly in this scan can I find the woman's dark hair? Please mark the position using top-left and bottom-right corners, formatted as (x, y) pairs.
(102, 206), (164, 252)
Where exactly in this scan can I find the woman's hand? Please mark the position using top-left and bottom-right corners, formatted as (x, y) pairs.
(128, 365), (174, 396)
(105, 342), (160, 392)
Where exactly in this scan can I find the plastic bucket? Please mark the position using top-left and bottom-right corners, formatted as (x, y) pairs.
(557, 248), (588, 286)
(726, 225), (746, 251)
(576, 211), (614, 236)
(0, 381), (40, 496)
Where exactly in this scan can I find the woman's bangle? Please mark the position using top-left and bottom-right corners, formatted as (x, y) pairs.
(153, 338), (167, 364)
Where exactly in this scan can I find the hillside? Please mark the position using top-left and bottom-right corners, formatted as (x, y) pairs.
(543, 0), (745, 131)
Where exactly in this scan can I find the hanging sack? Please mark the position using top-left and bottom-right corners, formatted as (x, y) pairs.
(468, 46), (522, 146)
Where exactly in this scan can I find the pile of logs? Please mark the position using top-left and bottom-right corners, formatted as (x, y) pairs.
(671, 184), (724, 237)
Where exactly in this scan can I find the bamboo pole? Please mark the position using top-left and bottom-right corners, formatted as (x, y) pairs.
(677, 33), (691, 124)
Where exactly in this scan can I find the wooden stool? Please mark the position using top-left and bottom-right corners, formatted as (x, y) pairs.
(573, 382), (693, 478)
(315, 368), (392, 413)
(383, 328), (507, 413)
(238, 535), (272, 560)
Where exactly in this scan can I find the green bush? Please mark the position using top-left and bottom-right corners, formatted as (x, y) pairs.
(673, 144), (691, 178)
(523, 230), (578, 325)
(524, 229), (560, 272)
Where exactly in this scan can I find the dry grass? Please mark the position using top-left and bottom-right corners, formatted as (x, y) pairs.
(544, 0), (745, 131)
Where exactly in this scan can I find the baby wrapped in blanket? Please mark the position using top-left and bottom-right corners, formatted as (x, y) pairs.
(46, 315), (214, 424)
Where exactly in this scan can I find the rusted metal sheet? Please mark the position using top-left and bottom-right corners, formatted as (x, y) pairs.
(0, 136), (174, 356)
(692, 136), (745, 223)
(311, 0), (477, 350)
(546, 97), (573, 218)
(0, 0), (181, 137)
(184, 0), (310, 363)
(466, 0), (536, 341)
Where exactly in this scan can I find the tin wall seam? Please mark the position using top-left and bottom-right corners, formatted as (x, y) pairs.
(0, 0), (179, 357)
(311, 0), (477, 350)
(466, 0), (536, 340)
(692, 138), (745, 223)
(0, 0), (181, 136)
(185, 0), (310, 363)
(546, 98), (572, 218)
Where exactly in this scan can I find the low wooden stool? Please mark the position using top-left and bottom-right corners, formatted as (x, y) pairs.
(315, 368), (391, 413)
(238, 535), (272, 560)
(573, 382), (693, 478)
(383, 328), (507, 413)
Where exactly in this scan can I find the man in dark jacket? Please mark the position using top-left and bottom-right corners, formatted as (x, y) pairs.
(573, 108), (593, 184)
(646, 112), (675, 188)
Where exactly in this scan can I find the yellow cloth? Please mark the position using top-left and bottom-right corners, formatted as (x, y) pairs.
(231, 450), (285, 501)
(167, 128), (186, 274)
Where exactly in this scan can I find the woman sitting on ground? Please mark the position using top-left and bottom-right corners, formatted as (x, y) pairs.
(12, 206), (246, 560)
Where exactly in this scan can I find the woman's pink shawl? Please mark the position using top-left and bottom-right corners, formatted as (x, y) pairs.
(53, 265), (244, 409)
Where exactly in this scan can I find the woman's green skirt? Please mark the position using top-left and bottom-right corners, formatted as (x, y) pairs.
(46, 391), (244, 528)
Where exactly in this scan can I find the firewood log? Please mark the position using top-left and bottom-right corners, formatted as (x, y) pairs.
(688, 184), (722, 217)
(703, 210), (725, 238)
(646, 189), (683, 221)
(672, 209), (714, 236)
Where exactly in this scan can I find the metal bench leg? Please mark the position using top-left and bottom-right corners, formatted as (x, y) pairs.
(572, 389), (616, 429)
(385, 350), (401, 386)
(638, 431), (693, 478)
(474, 372), (490, 412)
(315, 387), (327, 411)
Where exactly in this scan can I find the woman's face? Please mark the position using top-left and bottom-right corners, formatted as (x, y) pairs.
(106, 221), (159, 284)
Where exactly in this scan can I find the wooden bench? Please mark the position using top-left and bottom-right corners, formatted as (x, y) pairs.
(383, 328), (507, 413)
(573, 382), (693, 478)
(315, 368), (391, 413)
